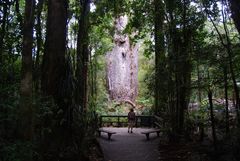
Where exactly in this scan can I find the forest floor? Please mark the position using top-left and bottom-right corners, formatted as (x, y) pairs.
(158, 136), (240, 161)
(98, 127), (160, 161)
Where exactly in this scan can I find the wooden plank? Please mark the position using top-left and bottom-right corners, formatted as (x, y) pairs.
(154, 122), (161, 128)
(141, 129), (160, 134)
(98, 128), (116, 134)
(154, 115), (162, 120)
(100, 115), (155, 127)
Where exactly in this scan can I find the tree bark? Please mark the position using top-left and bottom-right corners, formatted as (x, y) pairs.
(19, 0), (35, 141)
(223, 67), (230, 134)
(40, 1), (72, 157)
(41, 0), (68, 103)
(228, 0), (240, 34)
(227, 46), (240, 122)
(179, 0), (192, 137)
(34, 0), (44, 92)
(154, 0), (166, 112)
(208, 90), (217, 150)
(197, 54), (202, 104)
(222, 0), (240, 123)
(75, 0), (90, 111)
(0, 3), (8, 64)
(106, 15), (139, 103)
(15, 0), (23, 29)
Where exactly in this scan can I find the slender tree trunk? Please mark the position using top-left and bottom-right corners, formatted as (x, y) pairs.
(19, 0), (35, 141)
(15, 0), (23, 28)
(207, 3), (240, 124)
(175, 0), (192, 140)
(228, 0), (240, 34)
(197, 54), (205, 141)
(208, 90), (217, 150)
(154, 0), (166, 112)
(227, 48), (240, 123)
(75, 0), (90, 111)
(0, 3), (8, 64)
(94, 56), (97, 103)
(166, 1), (178, 141)
(222, 0), (240, 123)
(197, 53), (202, 104)
(223, 67), (230, 134)
(34, 0), (44, 92)
(89, 49), (95, 103)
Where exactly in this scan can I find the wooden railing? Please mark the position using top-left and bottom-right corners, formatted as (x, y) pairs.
(99, 115), (154, 127)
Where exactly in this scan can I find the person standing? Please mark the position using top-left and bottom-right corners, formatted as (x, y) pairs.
(128, 108), (136, 133)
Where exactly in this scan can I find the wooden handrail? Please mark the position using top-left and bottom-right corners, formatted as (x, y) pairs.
(99, 115), (154, 127)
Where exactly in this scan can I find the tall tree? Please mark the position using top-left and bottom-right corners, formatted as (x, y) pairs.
(41, 0), (68, 104)
(19, 0), (35, 141)
(75, 0), (90, 111)
(208, 89), (217, 149)
(154, 0), (166, 112)
(223, 66), (230, 134)
(0, 2), (8, 63)
(163, 0), (203, 140)
(228, 0), (240, 34)
(176, 0), (192, 137)
(106, 15), (139, 103)
(40, 1), (73, 159)
(34, 0), (44, 92)
(204, 0), (240, 122)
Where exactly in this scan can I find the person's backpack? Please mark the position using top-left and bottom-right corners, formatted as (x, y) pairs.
(128, 112), (135, 120)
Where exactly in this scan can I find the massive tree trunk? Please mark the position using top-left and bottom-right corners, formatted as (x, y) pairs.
(228, 0), (240, 34)
(19, 0), (35, 141)
(106, 15), (139, 103)
(40, 1), (73, 159)
(75, 0), (90, 111)
(41, 0), (68, 104)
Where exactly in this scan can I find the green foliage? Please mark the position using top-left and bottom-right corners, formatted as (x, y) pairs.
(0, 84), (36, 161)
(0, 141), (36, 161)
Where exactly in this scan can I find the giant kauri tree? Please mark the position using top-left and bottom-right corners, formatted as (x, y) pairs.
(106, 15), (139, 104)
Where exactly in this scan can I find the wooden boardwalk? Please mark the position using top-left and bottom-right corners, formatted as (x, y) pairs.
(98, 127), (160, 161)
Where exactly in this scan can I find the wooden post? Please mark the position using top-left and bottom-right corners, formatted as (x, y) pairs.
(135, 116), (138, 127)
(117, 116), (120, 127)
(100, 116), (102, 127)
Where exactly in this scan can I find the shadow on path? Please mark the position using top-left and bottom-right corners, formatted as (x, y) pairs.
(98, 127), (160, 161)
